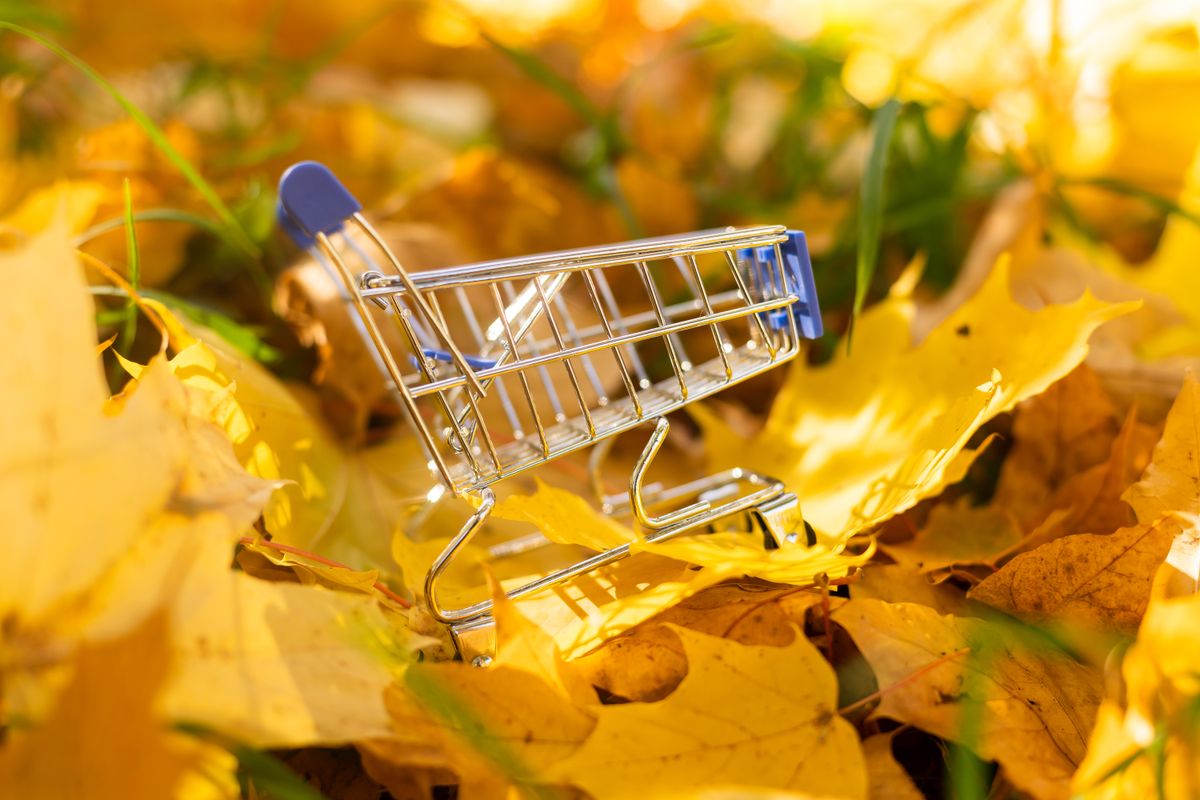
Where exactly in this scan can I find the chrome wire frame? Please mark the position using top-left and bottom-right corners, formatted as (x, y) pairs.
(309, 215), (808, 630)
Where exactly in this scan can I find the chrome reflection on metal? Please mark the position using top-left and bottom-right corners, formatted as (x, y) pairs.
(277, 161), (825, 649)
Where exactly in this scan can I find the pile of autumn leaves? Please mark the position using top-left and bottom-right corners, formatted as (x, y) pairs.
(1, 211), (1198, 800)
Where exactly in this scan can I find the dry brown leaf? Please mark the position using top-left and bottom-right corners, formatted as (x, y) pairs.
(833, 599), (1102, 800)
(1006, 406), (1155, 553)
(1122, 371), (1200, 522)
(880, 501), (1023, 573)
(849, 564), (967, 615)
(991, 365), (1121, 529)
(1072, 524), (1200, 798)
(968, 515), (1188, 633)
(274, 223), (469, 440)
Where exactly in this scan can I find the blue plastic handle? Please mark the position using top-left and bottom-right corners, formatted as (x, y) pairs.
(738, 230), (823, 339)
(276, 200), (315, 249)
(277, 161), (363, 246)
(413, 349), (498, 371)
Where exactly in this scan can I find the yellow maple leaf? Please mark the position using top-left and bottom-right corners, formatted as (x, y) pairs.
(0, 180), (107, 239)
(0, 218), (422, 761)
(163, 532), (415, 748)
(0, 612), (236, 800)
(492, 478), (637, 551)
(482, 484), (870, 660)
(548, 625), (867, 799)
(694, 260), (1137, 544)
(130, 302), (351, 554)
(573, 583), (826, 703)
(0, 219), (194, 629)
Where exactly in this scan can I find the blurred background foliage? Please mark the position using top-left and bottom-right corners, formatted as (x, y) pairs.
(1, 0), (1198, 383)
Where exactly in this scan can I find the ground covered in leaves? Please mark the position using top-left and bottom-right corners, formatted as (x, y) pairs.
(4, 2), (1200, 799)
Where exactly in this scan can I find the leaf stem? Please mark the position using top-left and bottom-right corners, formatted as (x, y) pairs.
(838, 647), (971, 716)
(238, 536), (412, 609)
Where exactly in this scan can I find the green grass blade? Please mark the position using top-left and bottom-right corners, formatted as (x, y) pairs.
(74, 207), (239, 249)
(850, 98), (900, 346)
(0, 2), (65, 28)
(1061, 175), (1200, 228)
(231, 745), (328, 800)
(119, 178), (140, 352)
(0, 22), (261, 259)
(480, 30), (605, 130)
(174, 722), (325, 800)
(90, 285), (282, 364)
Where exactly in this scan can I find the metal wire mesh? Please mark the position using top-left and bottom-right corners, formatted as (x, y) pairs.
(317, 224), (804, 494)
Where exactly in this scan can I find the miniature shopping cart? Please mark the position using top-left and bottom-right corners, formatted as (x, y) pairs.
(277, 161), (824, 653)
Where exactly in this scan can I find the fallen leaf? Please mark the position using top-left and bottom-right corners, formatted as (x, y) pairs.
(635, 531), (875, 588)
(515, 552), (735, 659)
(1122, 372), (1200, 522)
(574, 582), (824, 702)
(484, 487), (871, 660)
(493, 478), (637, 551)
(834, 599), (1102, 800)
(489, 577), (597, 706)
(849, 564), (966, 615)
(1007, 407), (1154, 553)
(695, 261), (1137, 545)
(862, 731), (923, 800)
(137, 303), (352, 558)
(0, 612), (234, 799)
(237, 539), (384, 595)
(273, 222), (470, 440)
(550, 626), (868, 800)
(881, 501), (1023, 573)
(991, 365), (1121, 529)
(968, 515), (1188, 633)
(386, 638), (597, 794)
(0, 220), (192, 629)
(1072, 524), (1200, 799)
(164, 533), (418, 748)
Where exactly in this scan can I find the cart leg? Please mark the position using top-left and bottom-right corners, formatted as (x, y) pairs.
(423, 420), (810, 663)
(424, 487), (496, 627)
(624, 417), (805, 545)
